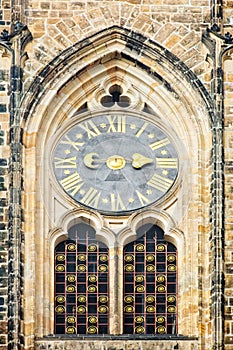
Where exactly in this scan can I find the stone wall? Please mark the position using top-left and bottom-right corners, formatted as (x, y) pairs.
(21, 24), (212, 349)
(223, 50), (233, 348)
(0, 1), (233, 350)
(0, 49), (10, 349)
(0, 0), (11, 27)
(22, 0), (211, 89)
(35, 338), (198, 350)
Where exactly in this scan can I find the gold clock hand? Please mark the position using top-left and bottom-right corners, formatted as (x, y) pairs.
(132, 153), (153, 169)
(84, 153), (126, 170)
(84, 153), (153, 170)
(83, 153), (100, 169)
(106, 155), (126, 170)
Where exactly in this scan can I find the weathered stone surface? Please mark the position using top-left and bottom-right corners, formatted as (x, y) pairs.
(0, 1), (233, 350)
(35, 339), (198, 350)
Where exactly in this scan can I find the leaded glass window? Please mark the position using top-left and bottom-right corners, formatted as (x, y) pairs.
(54, 223), (177, 336)
(54, 224), (109, 334)
(123, 224), (177, 335)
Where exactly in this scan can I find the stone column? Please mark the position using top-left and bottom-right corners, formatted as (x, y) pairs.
(0, 23), (32, 350)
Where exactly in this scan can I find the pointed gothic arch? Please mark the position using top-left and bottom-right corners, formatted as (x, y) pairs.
(19, 26), (214, 347)
(21, 26), (213, 128)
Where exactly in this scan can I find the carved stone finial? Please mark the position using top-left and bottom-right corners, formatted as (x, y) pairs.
(210, 23), (220, 32)
(0, 29), (10, 41)
(0, 21), (32, 51)
(14, 21), (24, 32)
(224, 32), (233, 44)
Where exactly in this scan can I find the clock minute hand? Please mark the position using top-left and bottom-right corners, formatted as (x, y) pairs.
(83, 152), (102, 169)
(84, 152), (153, 170)
(84, 153), (126, 170)
(131, 153), (153, 169)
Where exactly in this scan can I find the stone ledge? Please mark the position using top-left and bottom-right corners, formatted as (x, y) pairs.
(35, 337), (198, 350)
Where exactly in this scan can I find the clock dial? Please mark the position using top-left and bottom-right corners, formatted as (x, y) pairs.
(52, 113), (179, 214)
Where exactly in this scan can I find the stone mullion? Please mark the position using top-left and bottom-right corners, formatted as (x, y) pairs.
(0, 29), (24, 350)
(0, 39), (11, 348)
(109, 245), (120, 335)
(211, 126), (225, 350)
(8, 47), (24, 350)
(5, 23), (32, 350)
(11, 0), (26, 24)
(211, 39), (233, 350)
(221, 44), (233, 349)
(211, 39), (225, 350)
(202, 28), (225, 349)
(210, 0), (223, 29)
(8, 157), (23, 350)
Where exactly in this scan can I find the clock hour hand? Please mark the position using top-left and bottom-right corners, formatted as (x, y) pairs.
(84, 153), (126, 170)
(84, 152), (153, 170)
(83, 152), (100, 169)
(131, 153), (153, 169)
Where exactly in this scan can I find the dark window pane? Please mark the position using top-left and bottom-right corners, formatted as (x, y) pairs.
(54, 226), (109, 335)
(56, 325), (65, 334)
(123, 225), (177, 335)
(56, 274), (65, 282)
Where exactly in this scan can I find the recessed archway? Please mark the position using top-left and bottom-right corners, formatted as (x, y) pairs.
(20, 26), (213, 346)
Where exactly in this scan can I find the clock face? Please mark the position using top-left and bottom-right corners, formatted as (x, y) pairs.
(52, 113), (179, 215)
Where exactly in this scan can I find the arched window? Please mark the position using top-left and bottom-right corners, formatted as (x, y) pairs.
(54, 222), (177, 336)
(54, 223), (109, 335)
(123, 224), (177, 335)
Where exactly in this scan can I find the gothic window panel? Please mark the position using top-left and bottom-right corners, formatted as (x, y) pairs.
(123, 224), (177, 335)
(54, 224), (109, 335)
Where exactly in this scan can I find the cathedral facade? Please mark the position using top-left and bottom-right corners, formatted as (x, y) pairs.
(0, 1), (233, 349)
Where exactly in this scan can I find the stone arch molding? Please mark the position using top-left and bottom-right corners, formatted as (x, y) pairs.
(22, 26), (213, 225)
(21, 26), (214, 339)
(48, 207), (183, 250)
(22, 26), (213, 130)
(118, 209), (184, 249)
(49, 208), (116, 248)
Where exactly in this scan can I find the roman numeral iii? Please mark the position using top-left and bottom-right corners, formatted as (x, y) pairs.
(147, 173), (173, 192)
(156, 158), (178, 168)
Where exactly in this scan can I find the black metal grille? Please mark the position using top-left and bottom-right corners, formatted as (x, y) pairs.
(54, 233), (109, 335)
(123, 225), (177, 335)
